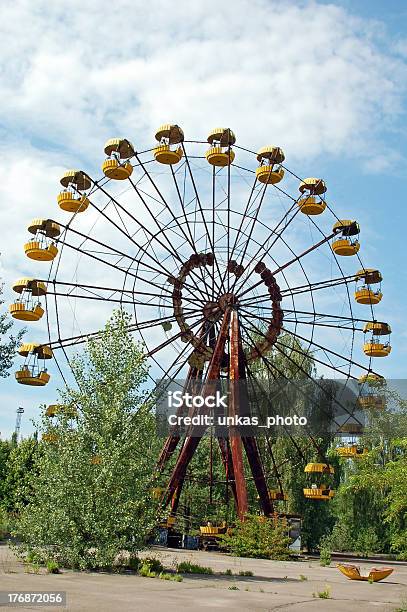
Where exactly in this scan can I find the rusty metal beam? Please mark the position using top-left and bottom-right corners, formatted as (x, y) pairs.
(162, 310), (231, 507)
(229, 310), (249, 519)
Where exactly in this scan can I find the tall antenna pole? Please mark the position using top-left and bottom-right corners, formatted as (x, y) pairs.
(15, 407), (24, 443)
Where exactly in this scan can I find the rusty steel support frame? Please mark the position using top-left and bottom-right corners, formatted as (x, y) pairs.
(162, 310), (231, 507)
(229, 310), (249, 519)
(160, 307), (274, 519)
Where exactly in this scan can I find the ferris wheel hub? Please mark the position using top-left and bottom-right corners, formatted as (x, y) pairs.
(218, 292), (239, 311)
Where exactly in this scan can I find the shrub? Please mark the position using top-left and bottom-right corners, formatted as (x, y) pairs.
(315, 586), (331, 599)
(46, 560), (60, 574)
(177, 561), (214, 574)
(158, 572), (183, 581)
(139, 564), (156, 578)
(128, 555), (141, 572)
(219, 514), (291, 560)
(238, 570), (254, 576)
(0, 507), (10, 540)
(355, 527), (381, 557)
(142, 557), (164, 573)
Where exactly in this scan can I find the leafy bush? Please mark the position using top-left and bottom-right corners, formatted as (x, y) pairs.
(0, 507), (10, 540)
(158, 572), (183, 582)
(220, 514), (291, 560)
(314, 586), (331, 599)
(355, 527), (381, 557)
(141, 557), (164, 573)
(239, 570), (254, 576)
(128, 555), (141, 572)
(46, 560), (60, 574)
(319, 535), (332, 566)
(177, 561), (214, 574)
(139, 564), (156, 578)
(328, 522), (355, 553)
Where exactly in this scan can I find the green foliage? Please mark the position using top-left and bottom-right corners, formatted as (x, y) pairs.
(46, 560), (60, 574)
(2, 437), (41, 512)
(299, 574), (308, 581)
(0, 439), (12, 505)
(14, 310), (160, 570)
(128, 555), (141, 572)
(158, 572), (183, 581)
(139, 564), (156, 578)
(319, 535), (331, 566)
(314, 586), (331, 599)
(141, 557), (164, 573)
(0, 506), (10, 540)
(177, 560), (214, 574)
(220, 514), (291, 560)
(239, 569), (254, 576)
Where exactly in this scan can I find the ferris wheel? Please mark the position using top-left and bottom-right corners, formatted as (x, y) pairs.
(10, 125), (391, 518)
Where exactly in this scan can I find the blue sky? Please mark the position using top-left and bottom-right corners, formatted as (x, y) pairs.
(0, 0), (406, 439)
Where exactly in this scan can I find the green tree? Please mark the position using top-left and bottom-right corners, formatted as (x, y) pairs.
(220, 513), (291, 560)
(15, 310), (160, 569)
(2, 436), (41, 512)
(0, 439), (13, 506)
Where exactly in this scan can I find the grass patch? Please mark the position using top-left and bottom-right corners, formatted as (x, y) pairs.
(139, 565), (156, 578)
(159, 572), (183, 582)
(46, 560), (60, 574)
(177, 561), (214, 575)
(313, 586), (331, 599)
(228, 585), (239, 590)
(299, 574), (308, 581)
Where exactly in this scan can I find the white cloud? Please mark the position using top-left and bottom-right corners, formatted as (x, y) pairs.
(0, 0), (405, 164)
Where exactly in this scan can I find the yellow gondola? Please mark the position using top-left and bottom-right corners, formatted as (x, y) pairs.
(60, 170), (92, 191)
(363, 322), (391, 357)
(57, 191), (89, 213)
(332, 220), (360, 256)
(42, 432), (58, 443)
(15, 342), (53, 387)
(358, 373), (385, 385)
(199, 522), (227, 535)
(354, 268), (383, 305)
(205, 128), (235, 166)
(102, 138), (134, 179)
(358, 395), (386, 410)
(303, 463), (335, 500)
(337, 564), (393, 582)
(336, 445), (368, 459)
(24, 219), (60, 262)
(304, 462), (334, 474)
(255, 146), (285, 184)
(339, 422), (364, 435)
(303, 487), (335, 501)
(58, 168), (91, 211)
(154, 124), (184, 165)
(45, 404), (60, 417)
(15, 368), (50, 386)
(9, 278), (47, 322)
(9, 302), (44, 322)
(298, 178), (327, 215)
(269, 489), (288, 501)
